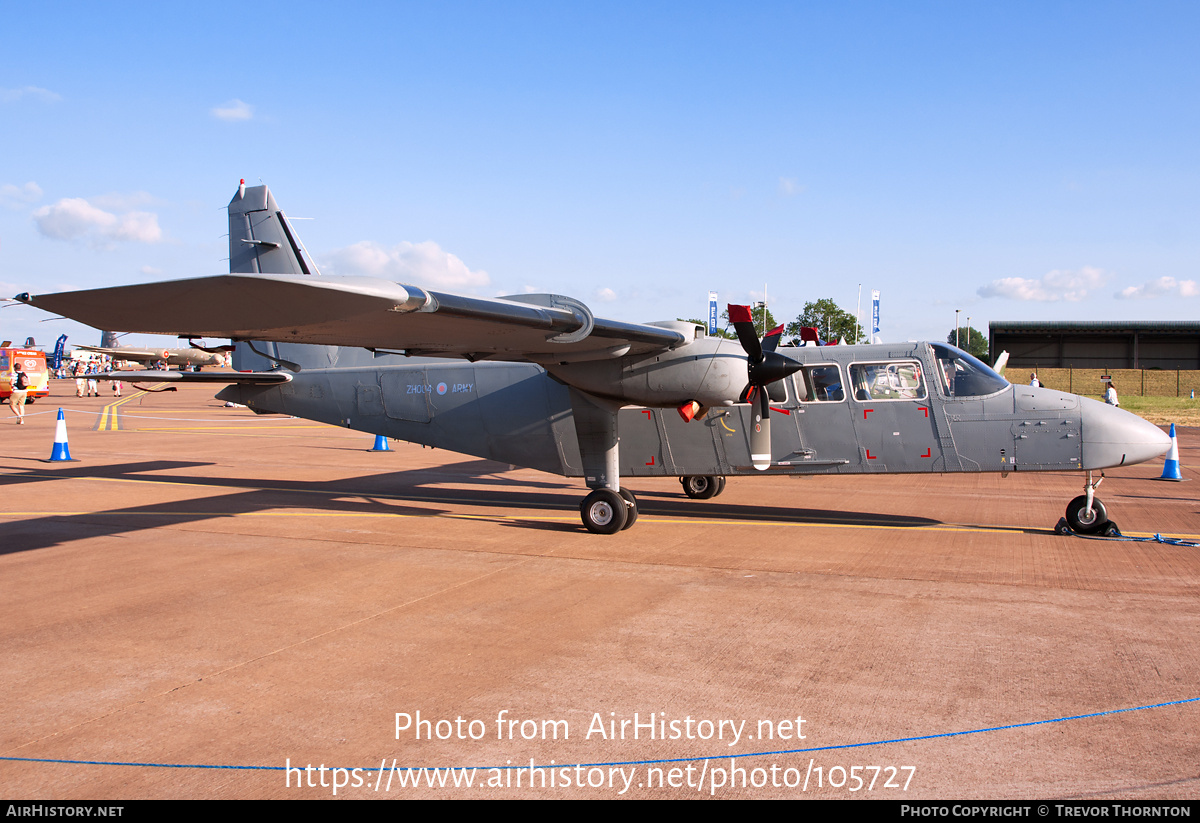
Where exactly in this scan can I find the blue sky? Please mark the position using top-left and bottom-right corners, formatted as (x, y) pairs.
(2, 2), (1197, 350)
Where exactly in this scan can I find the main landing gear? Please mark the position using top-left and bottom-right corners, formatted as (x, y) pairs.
(580, 488), (638, 534)
(1056, 471), (1121, 536)
(680, 475), (727, 500)
(578, 478), (728, 533)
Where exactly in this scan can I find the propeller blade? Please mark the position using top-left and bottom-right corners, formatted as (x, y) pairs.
(727, 304), (762, 363)
(750, 385), (772, 470)
(762, 323), (785, 353)
(726, 305), (799, 466)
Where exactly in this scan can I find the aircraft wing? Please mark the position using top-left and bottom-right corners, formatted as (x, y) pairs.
(18, 274), (688, 363)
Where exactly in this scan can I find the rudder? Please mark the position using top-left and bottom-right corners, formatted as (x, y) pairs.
(228, 180), (318, 275)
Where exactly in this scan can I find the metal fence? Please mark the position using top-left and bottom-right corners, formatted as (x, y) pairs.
(1024, 368), (1200, 397)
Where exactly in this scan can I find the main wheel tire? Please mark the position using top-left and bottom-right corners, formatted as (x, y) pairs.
(681, 475), (719, 499)
(713, 476), (727, 498)
(1066, 495), (1108, 534)
(581, 489), (627, 534)
(617, 488), (638, 530)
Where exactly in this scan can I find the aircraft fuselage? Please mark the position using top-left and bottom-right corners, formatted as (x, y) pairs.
(218, 339), (1166, 480)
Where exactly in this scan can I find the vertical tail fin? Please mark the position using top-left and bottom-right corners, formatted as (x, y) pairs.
(228, 180), (320, 275)
(227, 180), (334, 372)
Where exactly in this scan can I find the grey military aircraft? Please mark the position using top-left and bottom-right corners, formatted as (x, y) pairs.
(73, 330), (232, 369)
(15, 182), (1172, 534)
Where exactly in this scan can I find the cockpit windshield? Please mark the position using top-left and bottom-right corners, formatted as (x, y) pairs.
(929, 344), (1008, 398)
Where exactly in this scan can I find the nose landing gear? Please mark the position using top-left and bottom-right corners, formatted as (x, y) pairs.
(1056, 471), (1121, 536)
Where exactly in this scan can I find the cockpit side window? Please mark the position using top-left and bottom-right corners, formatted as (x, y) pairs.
(929, 344), (1008, 398)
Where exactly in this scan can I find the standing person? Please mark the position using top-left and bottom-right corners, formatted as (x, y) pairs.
(1029, 373), (1041, 387)
(86, 363), (99, 397)
(8, 364), (29, 424)
(74, 360), (86, 396)
(1104, 382), (1119, 407)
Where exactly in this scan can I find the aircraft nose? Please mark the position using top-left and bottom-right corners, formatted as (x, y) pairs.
(1080, 397), (1172, 469)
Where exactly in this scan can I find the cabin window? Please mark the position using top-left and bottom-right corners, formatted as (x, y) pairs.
(799, 365), (844, 402)
(849, 361), (926, 401)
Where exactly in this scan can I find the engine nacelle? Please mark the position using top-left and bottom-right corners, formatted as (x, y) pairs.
(546, 337), (754, 408)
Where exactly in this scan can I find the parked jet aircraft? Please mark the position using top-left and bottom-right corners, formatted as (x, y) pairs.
(14, 183), (1172, 534)
(72, 331), (231, 369)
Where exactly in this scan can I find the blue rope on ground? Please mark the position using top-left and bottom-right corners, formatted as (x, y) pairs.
(1069, 530), (1199, 547)
(3, 696), (1196, 774)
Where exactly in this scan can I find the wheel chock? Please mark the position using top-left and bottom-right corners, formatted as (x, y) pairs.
(1055, 517), (1123, 538)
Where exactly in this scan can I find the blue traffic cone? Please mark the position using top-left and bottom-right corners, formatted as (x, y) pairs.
(370, 434), (391, 452)
(48, 408), (79, 462)
(1158, 423), (1183, 481)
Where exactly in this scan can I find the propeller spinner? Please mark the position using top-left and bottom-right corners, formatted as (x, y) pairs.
(728, 305), (803, 470)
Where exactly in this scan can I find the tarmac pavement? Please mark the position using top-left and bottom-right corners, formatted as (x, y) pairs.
(1, 382), (1197, 799)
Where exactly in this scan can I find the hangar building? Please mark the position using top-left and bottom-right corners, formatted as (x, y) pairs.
(989, 321), (1200, 370)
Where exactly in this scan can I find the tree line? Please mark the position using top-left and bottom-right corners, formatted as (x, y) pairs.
(682, 298), (868, 345)
(683, 300), (993, 362)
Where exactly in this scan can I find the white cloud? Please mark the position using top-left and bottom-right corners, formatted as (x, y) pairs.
(324, 240), (489, 290)
(778, 177), (803, 196)
(110, 211), (162, 243)
(1, 181), (42, 208)
(210, 99), (254, 121)
(33, 198), (115, 239)
(33, 196), (163, 246)
(977, 267), (1109, 302)
(1116, 276), (1199, 300)
(0, 86), (60, 103)
(595, 287), (617, 302)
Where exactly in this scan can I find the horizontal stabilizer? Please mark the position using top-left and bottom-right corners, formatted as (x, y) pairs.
(95, 370), (292, 384)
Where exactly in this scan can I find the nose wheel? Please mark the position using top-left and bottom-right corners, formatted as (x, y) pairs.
(1058, 471), (1120, 536)
(1065, 495), (1107, 533)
